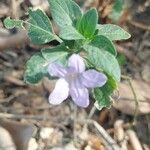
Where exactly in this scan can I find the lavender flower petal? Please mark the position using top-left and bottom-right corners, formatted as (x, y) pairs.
(80, 70), (107, 88)
(68, 54), (85, 73)
(69, 78), (89, 107)
(48, 63), (68, 77)
(49, 78), (69, 105)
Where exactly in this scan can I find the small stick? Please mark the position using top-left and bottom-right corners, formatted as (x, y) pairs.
(11, 0), (17, 18)
(11, 0), (23, 19)
(88, 120), (120, 150)
(114, 120), (125, 143)
(107, 120), (150, 134)
(81, 105), (96, 135)
(127, 129), (143, 150)
(3, 75), (26, 86)
(129, 19), (150, 30)
(0, 113), (50, 120)
(114, 120), (128, 150)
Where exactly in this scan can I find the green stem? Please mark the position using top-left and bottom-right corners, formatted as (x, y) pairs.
(53, 35), (63, 43)
(121, 75), (139, 125)
(129, 79), (139, 125)
(71, 103), (78, 145)
(88, 105), (97, 119)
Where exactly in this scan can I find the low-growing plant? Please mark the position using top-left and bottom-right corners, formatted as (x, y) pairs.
(4, 0), (131, 109)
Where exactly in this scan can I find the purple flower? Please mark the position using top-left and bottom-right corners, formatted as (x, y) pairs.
(48, 54), (107, 108)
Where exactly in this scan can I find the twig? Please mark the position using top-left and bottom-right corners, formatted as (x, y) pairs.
(114, 120), (125, 143)
(107, 120), (150, 134)
(35, 105), (54, 110)
(11, 0), (23, 19)
(3, 75), (25, 86)
(88, 120), (121, 150)
(0, 113), (50, 120)
(121, 75), (139, 125)
(114, 120), (128, 150)
(11, 0), (18, 19)
(129, 19), (150, 30)
(127, 129), (143, 150)
(81, 105), (97, 138)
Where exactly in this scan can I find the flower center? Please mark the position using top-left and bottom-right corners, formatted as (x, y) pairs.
(65, 72), (79, 82)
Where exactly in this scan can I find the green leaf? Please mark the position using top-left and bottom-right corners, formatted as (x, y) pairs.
(97, 24), (131, 41)
(90, 35), (117, 56)
(94, 88), (112, 110)
(48, 0), (82, 28)
(106, 75), (118, 90)
(109, 0), (124, 22)
(24, 53), (48, 84)
(42, 43), (69, 64)
(78, 8), (98, 38)
(59, 25), (85, 40)
(84, 45), (121, 82)
(94, 76), (117, 109)
(117, 54), (126, 66)
(4, 17), (24, 29)
(24, 44), (69, 84)
(28, 9), (55, 44)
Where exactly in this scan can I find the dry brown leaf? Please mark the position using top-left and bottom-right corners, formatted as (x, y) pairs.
(0, 120), (34, 150)
(42, 77), (56, 92)
(0, 3), (9, 17)
(87, 134), (105, 150)
(0, 126), (16, 150)
(114, 120), (125, 142)
(142, 65), (150, 83)
(29, 0), (49, 12)
(127, 129), (143, 150)
(113, 80), (150, 115)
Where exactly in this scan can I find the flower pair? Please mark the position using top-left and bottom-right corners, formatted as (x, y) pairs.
(48, 54), (107, 107)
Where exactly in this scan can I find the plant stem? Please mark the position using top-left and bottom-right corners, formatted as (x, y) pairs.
(128, 80), (139, 125)
(73, 104), (77, 144)
(82, 105), (97, 133)
(53, 34), (63, 43)
(121, 75), (139, 125)
(88, 105), (97, 119)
